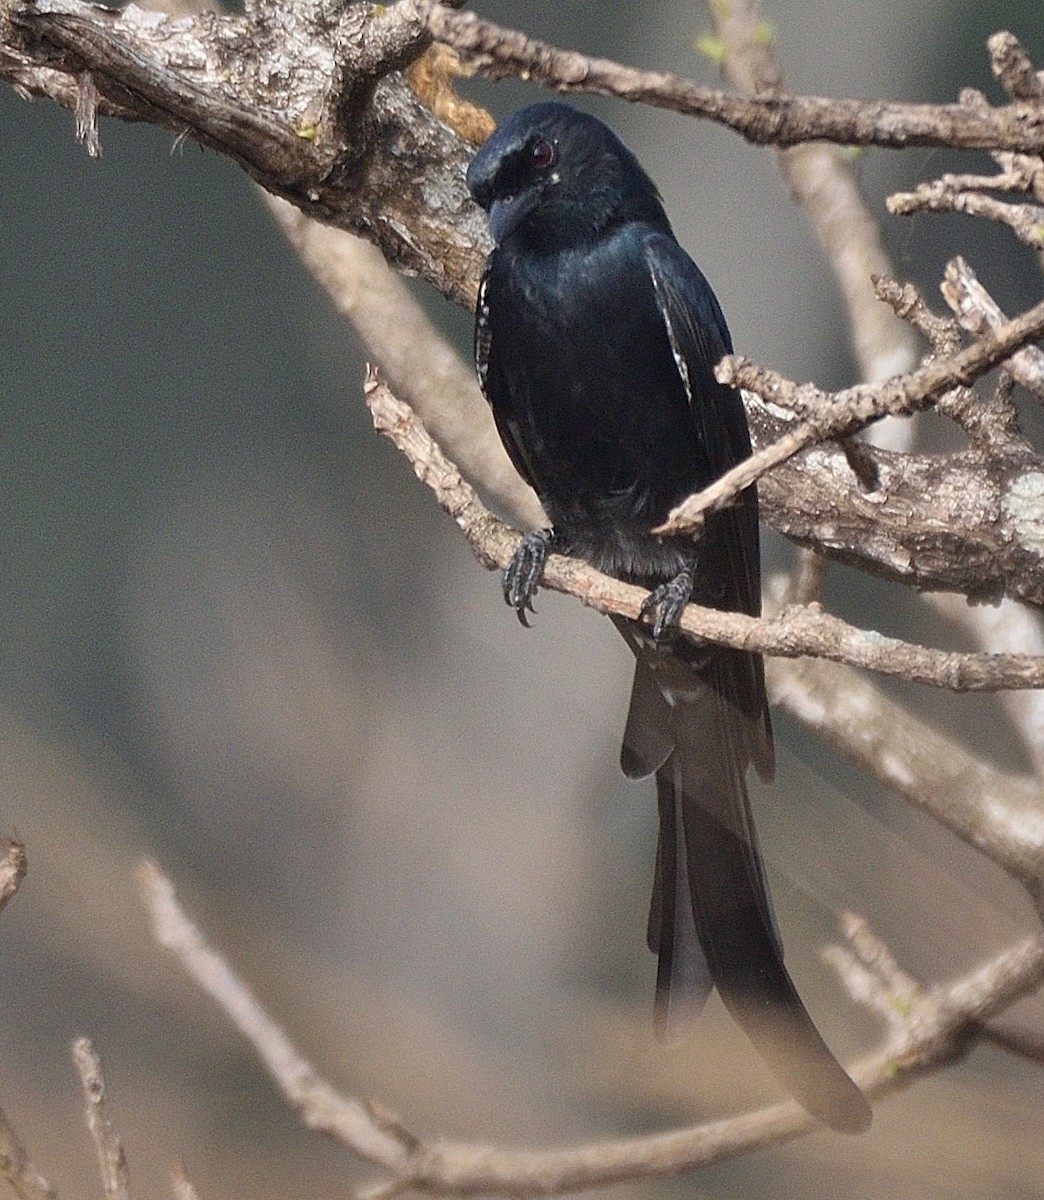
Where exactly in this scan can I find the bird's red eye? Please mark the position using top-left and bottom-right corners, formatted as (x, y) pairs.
(531, 139), (555, 169)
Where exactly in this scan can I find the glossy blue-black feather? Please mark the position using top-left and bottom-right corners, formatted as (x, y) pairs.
(468, 102), (869, 1133)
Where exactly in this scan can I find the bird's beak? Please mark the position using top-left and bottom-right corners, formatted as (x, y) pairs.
(489, 189), (538, 244)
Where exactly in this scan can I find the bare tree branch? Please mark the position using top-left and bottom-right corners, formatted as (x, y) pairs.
(704, 0), (918, 397)
(0, 1108), (58, 1200)
(365, 368), (1044, 691)
(874, 271), (1026, 446)
(941, 257), (1044, 400)
(659, 295), (1044, 544)
(927, 593), (1044, 781)
(263, 194), (543, 529)
(751, 429), (1044, 607)
(766, 654), (1044, 884)
(889, 179), (1044, 250)
(1, 0), (486, 303)
(0, 843), (56, 1200)
(823, 913), (921, 1030)
(139, 861), (416, 1173)
(2, 4), (1043, 1187)
(0, 838), (27, 915)
(423, 5), (1044, 154)
(169, 1166), (203, 1200)
(988, 31), (1044, 102)
(3, 0), (1043, 603)
(138, 857), (1044, 1195)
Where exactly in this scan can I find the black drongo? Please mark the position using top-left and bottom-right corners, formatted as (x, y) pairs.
(466, 102), (869, 1133)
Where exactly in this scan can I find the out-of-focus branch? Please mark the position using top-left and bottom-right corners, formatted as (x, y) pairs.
(170, 1166), (203, 1200)
(704, 0), (917, 403)
(766, 653), (1044, 884)
(0, 1107), (57, 1200)
(927, 593), (1044, 781)
(0, 848), (59, 1199)
(824, 914), (921, 1030)
(838, 932), (1044, 1084)
(140, 858), (1044, 1195)
(424, 6), (1044, 154)
(0, 837), (27, 914)
(264, 195), (543, 528)
(365, 369), (1044, 691)
(139, 861), (415, 1173)
(72, 1038), (131, 1200)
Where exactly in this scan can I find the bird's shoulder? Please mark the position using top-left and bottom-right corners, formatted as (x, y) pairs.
(637, 229), (733, 364)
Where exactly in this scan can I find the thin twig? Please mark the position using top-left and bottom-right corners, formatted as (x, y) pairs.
(72, 1038), (131, 1200)
(0, 1107), (58, 1200)
(364, 368), (1044, 692)
(659, 295), (1044, 536)
(139, 861), (415, 1171)
(988, 31), (1044, 101)
(0, 838), (27, 914)
(766, 653), (1044, 884)
(888, 182), (1044, 250)
(0, 848), (48, 1200)
(872, 272), (1026, 445)
(169, 1164), (203, 1200)
(941, 256), (1044, 401)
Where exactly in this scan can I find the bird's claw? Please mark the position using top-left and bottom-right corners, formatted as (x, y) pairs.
(503, 528), (555, 626)
(640, 566), (695, 639)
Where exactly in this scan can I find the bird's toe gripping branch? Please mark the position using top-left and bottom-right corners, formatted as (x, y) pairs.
(503, 527), (556, 626)
(640, 565), (695, 639)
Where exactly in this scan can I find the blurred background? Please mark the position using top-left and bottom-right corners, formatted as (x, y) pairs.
(1, 0), (1043, 1196)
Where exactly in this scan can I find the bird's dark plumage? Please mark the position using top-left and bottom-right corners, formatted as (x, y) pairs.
(467, 102), (869, 1133)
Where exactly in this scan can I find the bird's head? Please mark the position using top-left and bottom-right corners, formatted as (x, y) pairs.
(466, 102), (666, 251)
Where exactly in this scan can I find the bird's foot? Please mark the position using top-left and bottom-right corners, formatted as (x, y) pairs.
(640, 566), (695, 639)
(503, 528), (555, 627)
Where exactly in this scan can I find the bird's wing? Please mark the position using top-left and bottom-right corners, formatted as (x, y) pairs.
(643, 232), (773, 778)
(474, 257), (548, 498)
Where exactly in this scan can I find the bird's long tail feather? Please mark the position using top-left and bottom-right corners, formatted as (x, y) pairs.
(623, 636), (871, 1133)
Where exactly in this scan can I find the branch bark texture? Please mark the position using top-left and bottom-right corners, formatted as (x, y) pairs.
(2, 0), (1043, 603)
(364, 369), (1044, 693)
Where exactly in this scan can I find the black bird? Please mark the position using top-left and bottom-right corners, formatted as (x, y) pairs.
(466, 102), (870, 1134)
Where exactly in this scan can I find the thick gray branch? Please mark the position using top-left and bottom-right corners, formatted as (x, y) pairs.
(2, 0), (488, 303)
(751, 411), (1044, 607)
